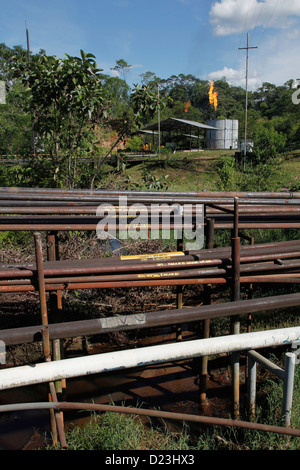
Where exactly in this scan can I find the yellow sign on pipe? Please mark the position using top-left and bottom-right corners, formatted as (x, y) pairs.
(120, 252), (185, 261)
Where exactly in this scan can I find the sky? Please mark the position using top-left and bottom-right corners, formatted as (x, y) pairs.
(1, 0), (300, 91)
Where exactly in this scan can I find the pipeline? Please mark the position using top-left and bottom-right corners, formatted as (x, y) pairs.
(1, 192), (300, 204)
(0, 275), (300, 293)
(1, 239), (300, 277)
(1, 258), (300, 285)
(0, 190), (298, 234)
(0, 401), (299, 438)
(0, 188), (300, 212)
(0, 205), (300, 215)
(0, 188), (299, 447)
(0, 238), (299, 295)
(0, 186), (299, 202)
(0, 327), (299, 391)
(1, 186), (299, 198)
(1, 292), (300, 346)
(0, 273), (300, 293)
(0, 243), (299, 292)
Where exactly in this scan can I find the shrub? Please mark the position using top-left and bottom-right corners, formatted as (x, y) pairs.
(252, 125), (287, 165)
(216, 155), (240, 191)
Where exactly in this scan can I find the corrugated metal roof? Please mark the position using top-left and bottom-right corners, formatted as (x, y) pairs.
(142, 117), (218, 132)
(139, 129), (159, 135)
(139, 130), (199, 139)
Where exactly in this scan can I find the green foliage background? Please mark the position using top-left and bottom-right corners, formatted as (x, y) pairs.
(1, 42), (300, 163)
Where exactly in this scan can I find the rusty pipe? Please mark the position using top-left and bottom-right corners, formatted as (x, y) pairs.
(1, 292), (300, 346)
(0, 400), (299, 438)
(34, 233), (48, 326)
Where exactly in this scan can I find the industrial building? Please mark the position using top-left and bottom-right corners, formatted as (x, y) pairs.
(141, 117), (217, 151)
(141, 117), (239, 152)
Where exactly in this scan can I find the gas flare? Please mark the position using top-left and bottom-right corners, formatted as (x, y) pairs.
(208, 81), (218, 111)
(185, 100), (191, 113)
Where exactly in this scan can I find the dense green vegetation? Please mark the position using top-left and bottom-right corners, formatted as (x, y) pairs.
(1, 42), (299, 192)
(1, 43), (300, 162)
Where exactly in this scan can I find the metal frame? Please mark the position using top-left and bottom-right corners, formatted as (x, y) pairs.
(0, 188), (300, 448)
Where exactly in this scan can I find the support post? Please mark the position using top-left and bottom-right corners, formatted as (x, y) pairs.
(176, 209), (184, 341)
(247, 353), (257, 420)
(200, 217), (214, 405)
(247, 235), (254, 333)
(34, 233), (67, 448)
(42, 325), (58, 446)
(247, 350), (296, 428)
(46, 232), (65, 395)
(282, 353), (296, 427)
(231, 198), (240, 419)
(34, 233), (48, 327)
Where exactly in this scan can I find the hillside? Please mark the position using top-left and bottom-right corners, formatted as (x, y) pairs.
(99, 149), (300, 193)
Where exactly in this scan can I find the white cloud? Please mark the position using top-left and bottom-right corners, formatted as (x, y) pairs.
(210, 0), (300, 36)
(207, 25), (300, 90)
(285, 29), (300, 40)
(110, 69), (121, 78)
(131, 64), (144, 70)
(207, 0), (300, 90)
(207, 66), (261, 90)
(259, 36), (300, 85)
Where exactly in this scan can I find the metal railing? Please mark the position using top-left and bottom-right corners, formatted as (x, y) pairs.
(0, 188), (300, 448)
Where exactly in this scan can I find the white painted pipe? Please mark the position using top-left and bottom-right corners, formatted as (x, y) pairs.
(248, 350), (285, 380)
(247, 353), (257, 419)
(0, 327), (299, 391)
(247, 350), (296, 426)
(282, 353), (296, 427)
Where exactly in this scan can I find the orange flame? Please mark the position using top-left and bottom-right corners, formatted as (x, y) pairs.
(185, 100), (191, 113)
(208, 81), (218, 111)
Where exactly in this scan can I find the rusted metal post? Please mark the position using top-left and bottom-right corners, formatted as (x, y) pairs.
(42, 325), (58, 446)
(176, 206), (184, 341)
(48, 381), (68, 449)
(44, 326), (67, 448)
(34, 233), (48, 326)
(231, 198), (241, 419)
(247, 235), (254, 334)
(200, 217), (215, 405)
(42, 318), (67, 449)
(246, 235), (254, 383)
(36, 236), (57, 445)
(42, 326), (67, 447)
(176, 237), (183, 341)
(46, 232), (64, 395)
(42, 326), (51, 361)
(35, 233), (67, 448)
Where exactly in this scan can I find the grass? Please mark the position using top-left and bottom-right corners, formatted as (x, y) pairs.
(114, 149), (300, 193)
(50, 409), (192, 451)
(122, 149), (230, 192)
